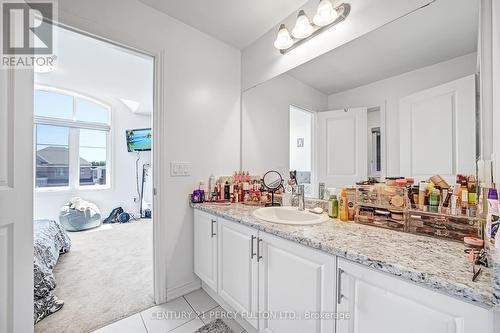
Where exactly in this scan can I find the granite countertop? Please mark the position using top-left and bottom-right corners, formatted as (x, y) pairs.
(192, 202), (494, 308)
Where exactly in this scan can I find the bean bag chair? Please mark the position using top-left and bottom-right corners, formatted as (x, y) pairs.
(59, 197), (101, 232)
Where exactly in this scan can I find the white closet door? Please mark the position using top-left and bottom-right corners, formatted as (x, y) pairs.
(0, 68), (34, 333)
(400, 75), (476, 183)
(317, 108), (368, 188)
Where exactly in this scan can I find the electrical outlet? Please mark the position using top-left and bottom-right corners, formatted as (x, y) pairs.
(170, 162), (191, 176)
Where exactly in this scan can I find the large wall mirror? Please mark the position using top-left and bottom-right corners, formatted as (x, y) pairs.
(242, 0), (480, 198)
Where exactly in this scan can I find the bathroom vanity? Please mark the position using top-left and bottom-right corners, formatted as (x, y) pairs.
(193, 203), (494, 333)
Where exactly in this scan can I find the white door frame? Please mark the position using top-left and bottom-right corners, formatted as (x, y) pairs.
(38, 21), (168, 305)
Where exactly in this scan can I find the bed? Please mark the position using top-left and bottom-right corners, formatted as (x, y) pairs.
(33, 219), (71, 324)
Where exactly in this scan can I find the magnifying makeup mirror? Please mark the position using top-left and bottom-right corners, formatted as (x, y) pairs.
(262, 170), (283, 207)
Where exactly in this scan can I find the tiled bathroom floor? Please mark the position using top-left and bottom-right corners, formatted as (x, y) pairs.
(93, 289), (246, 333)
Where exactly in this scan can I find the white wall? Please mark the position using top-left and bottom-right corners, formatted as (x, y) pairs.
(327, 52), (477, 176)
(34, 100), (151, 221)
(56, 0), (241, 296)
(242, 73), (327, 177)
(241, 0), (434, 90)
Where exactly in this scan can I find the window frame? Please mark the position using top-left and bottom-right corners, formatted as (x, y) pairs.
(34, 86), (112, 192)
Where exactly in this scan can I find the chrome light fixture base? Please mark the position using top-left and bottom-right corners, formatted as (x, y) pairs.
(278, 3), (350, 55)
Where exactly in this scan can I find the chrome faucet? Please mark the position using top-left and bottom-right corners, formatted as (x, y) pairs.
(296, 184), (305, 211)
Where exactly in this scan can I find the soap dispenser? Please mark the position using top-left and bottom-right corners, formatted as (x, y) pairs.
(282, 182), (293, 206)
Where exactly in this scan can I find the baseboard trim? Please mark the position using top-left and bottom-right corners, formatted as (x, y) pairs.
(166, 279), (201, 301)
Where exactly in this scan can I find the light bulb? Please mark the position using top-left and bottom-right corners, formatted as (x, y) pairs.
(292, 10), (314, 39)
(313, 0), (338, 26)
(274, 24), (294, 50)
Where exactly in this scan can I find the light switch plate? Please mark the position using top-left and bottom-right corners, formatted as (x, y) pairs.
(170, 162), (191, 177)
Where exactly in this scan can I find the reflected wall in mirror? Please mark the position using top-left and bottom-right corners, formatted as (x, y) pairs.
(242, 0), (480, 198)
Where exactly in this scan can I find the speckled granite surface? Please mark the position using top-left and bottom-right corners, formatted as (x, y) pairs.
(490, 250), (500, 309)
(192, 203), (494, 308)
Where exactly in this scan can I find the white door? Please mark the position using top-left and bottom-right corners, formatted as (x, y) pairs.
(317, 108), (368, 188)
(0, 68), (34, 333)
(194, 210), (218, 291)
(258, 232), (336, 333)
(399, 75), (476, 183)
(336, 258), (492, 333)
(218, 218), (259, 329)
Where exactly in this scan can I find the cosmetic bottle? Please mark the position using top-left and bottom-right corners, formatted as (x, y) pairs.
(224, 181), (230, 201)
(429, 189), (440, 213)
(282, 183), (292, 206)
(329, 194), (339, 219)
(450, 184), (459, 215)
(229, 183), (234, 203)
(460, 187), (469, 215)
(486, 188), (499, 244)
(418, 182), (427, 209)
(339, 189), (348, 222)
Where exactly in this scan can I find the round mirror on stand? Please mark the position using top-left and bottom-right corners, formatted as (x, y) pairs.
(262, 170), (283, 207)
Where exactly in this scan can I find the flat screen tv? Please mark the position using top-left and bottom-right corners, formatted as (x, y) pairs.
(126, 128), (152, 152)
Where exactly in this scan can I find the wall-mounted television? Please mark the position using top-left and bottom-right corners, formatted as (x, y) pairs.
(126, 128), (152, 152)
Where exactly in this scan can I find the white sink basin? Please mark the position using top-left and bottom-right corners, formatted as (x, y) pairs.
(252, 206), (329, 225)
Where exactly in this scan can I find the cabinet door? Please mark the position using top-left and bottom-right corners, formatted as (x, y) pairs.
(337, 258), (493, 333)
(194, 210), (218, 291)
(218, 218), (259, 329)
(258, 232), (336, 333)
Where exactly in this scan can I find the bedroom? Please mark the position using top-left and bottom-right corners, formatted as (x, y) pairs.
(32, 25), (155, 332)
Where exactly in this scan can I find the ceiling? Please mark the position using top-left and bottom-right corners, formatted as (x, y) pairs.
(35, 26), (154, 115)
(288, 0), (479, 95)
(138, 0), (309, 49)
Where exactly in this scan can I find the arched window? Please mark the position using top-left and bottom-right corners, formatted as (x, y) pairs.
(34, 87), (111, 189)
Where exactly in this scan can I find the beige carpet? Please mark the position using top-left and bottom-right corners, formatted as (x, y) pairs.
(35, 220), (154, 333)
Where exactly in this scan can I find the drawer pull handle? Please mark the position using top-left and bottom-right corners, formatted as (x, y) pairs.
(211, 219), (216, 237)
(251, 235), (256, 259)
(337, 267), (344, 304)
(257, 237), (263, 262)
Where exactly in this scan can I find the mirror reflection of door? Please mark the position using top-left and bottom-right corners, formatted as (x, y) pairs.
(399, 75), (476, 184)
(317, 108), (368, 189)
(289, 105), (314, 197)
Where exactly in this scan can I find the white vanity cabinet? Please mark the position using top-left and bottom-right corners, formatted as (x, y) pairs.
(195, 210), (336, 333)
(258, 232), (336, 333)
(194, 210), (493, 333)
(193, 210), (218, 291)
(218, 218), (259, 329)
(336, 258), (493, 333)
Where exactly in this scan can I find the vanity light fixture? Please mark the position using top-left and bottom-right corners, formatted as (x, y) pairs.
(274, 1), (350, 54)
(274, 24), (294, 50)
(291, 10), (314, 39)
(313, 0), (338, 26)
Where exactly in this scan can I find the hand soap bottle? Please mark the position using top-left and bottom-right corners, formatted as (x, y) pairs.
(328, 194), (338, 218)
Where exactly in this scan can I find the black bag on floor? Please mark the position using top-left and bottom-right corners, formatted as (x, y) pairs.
(103, 207), (124, 224)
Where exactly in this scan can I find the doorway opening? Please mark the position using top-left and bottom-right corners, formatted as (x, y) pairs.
(289, 105), (314, 197)
(33, 24), (155, 333)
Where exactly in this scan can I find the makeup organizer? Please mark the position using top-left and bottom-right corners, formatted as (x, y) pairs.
(354, 184), (482, 241)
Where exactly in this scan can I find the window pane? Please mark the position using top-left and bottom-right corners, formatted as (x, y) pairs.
(79, 129), (107, 186)
(37, 124), (69, 146)
(34, 90), (73, 119)
(75, 98), (108, 123)
(80, 129), (106, 148)
(36, 125), (69, 188)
